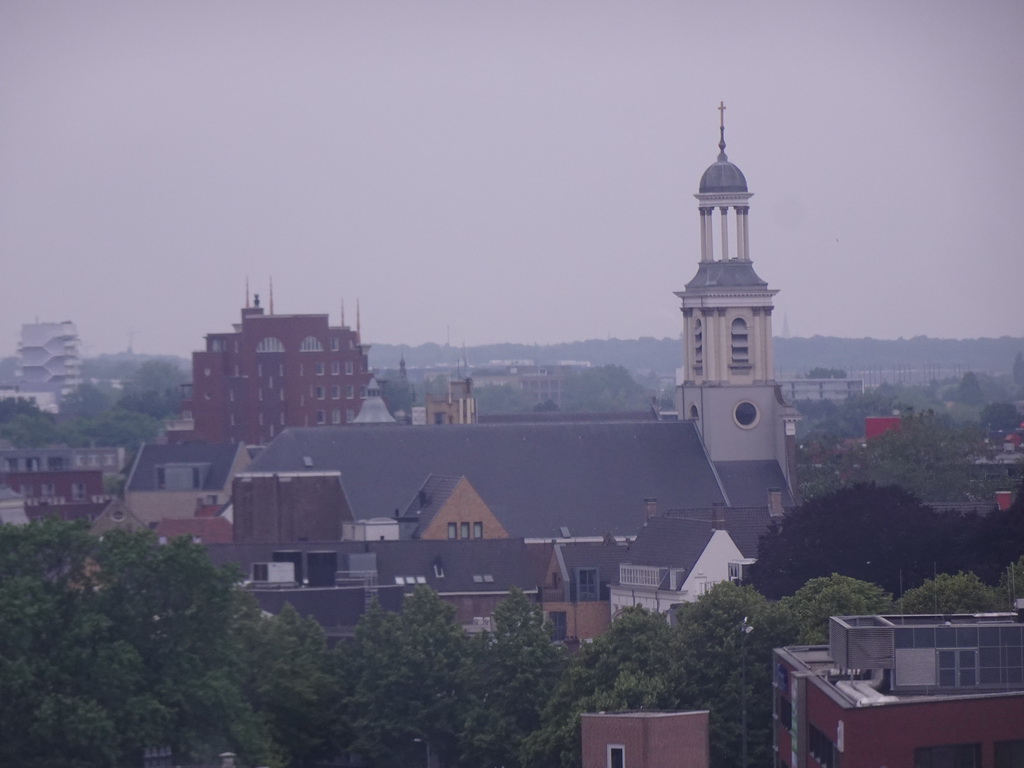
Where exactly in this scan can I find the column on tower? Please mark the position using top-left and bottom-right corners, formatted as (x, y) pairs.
(699, 208), (710, 261)
(720, 206), (730, 261)
(702, 207), (715, 261)
(738, 206), (751, 260)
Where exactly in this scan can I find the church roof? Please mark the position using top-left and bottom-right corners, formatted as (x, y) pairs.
(699, 158), (748, 193)
(244, 421), (731, 539)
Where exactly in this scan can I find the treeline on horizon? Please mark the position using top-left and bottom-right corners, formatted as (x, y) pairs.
(2, 335), (1021, 381)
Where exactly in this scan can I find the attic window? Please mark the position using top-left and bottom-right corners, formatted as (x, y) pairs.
(559, 526), (571, 538)
(434, 563), (444, 578)
(473, 574), (494, 583)
(302, 456), (314, 468)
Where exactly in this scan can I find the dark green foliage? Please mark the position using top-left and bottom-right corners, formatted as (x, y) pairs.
(0, 521), (265, 767)
(749, 484), (971, 599)
(235, 600), (339, 767)
(1014, 352), (1024, 389)
(980, 402), (1021, 432)
(342, 588), (470, 768)
(898, 572), (1002, 614)
(807, 367), (847, 379)
(521, 607), (683, 768)
(377, 369), (417, 416)
(561, 364), (650, 412)
(676, 583), (799, 768)
(461, 588), (566, 768)
(782, 575), (893, 644)
(800, 412), (1001, 503)
(954, 371), (985, 405)
(59, 382), (116, 419)
(117, 359), (188, 419)
(474, 383), (535, 414)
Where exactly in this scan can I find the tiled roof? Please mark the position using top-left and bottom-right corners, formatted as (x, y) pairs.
(127, 442), (245, 492)
(244, 421), (729, 538)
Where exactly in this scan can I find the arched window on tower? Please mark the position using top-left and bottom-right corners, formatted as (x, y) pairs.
(256, 337), (285, 353)
(693, 319), (703, 375)
(731, 318), (749, 365)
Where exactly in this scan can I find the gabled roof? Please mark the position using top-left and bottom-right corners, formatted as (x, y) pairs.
(244, 421), (729, 538)
(666, 506), (773, 559)
(402, 474), (463, 529)
(623, 517), (717, 574)
(127, 442), (246, 492)
(557, 540), (634, 580)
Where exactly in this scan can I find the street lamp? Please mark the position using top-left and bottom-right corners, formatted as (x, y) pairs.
(740, 616), (754, 768)
(413, 737), (431, 768)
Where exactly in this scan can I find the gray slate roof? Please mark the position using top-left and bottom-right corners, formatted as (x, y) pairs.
(682, 260), (768, 291)
(207, 538), (552, 596)
(665, 506), (775, 559)
(127, 442), (243, 492)
(714, 461), (794, 508)
(402, 474), (462, 535)
(244, 421), (730, 538)
(623, 517), (717, 573)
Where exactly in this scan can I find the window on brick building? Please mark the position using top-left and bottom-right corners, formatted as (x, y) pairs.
(71, 483), (86, 501)
(460, 522), (470, 539)
(608, 745), (625, 768)
(448, 523), (457, 539)
(473, 522), (483, 539)
(345, 361), (354, 375)
(332, 409), (341, 424)
(914, 744), (981, 768)
(257, 337), (285, 353)
(315, 362), (325, 375)
(331, 337), (339, 351)
(316, 411), (326, 425)
(549, 611), (567, 642)
(332, 362), (340, 375)
(332, 386), (341, 399)
(346, 386), (354, 399)
(300, 336), (324, 352)
(996, 740), (1024, 768)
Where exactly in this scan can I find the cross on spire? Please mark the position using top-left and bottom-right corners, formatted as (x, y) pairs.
(717, 101), (728, 160)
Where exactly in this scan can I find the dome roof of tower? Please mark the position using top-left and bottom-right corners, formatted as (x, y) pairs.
(699, 159), (748, 193)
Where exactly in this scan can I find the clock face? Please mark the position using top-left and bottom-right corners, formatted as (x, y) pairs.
(734, 401), (758, 428)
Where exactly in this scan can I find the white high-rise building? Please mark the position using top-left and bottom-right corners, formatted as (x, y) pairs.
(16, 321), (82, 401)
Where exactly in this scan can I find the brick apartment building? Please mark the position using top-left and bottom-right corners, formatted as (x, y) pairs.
(176, 297), (374, 444)
(774, 612), (1024, 768)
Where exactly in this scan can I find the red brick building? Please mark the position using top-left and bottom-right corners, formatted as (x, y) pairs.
(774, 613), (1024, 768)
(581, 711), (710, 768)
(178, 298), (373, 444)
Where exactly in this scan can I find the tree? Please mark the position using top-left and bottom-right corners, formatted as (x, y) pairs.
(980, 402), (1021, 432)
(235, 600), (340, 767)
(377, 370), (416, 418)
(838, 412), (1000, 502)
(343, 588), (470, 768)
(117, 359), (187, 419)
(461, 589), (566, 768)
(474, 383), (535, 414)
(0, 410), (60, 447)
(807, 367), (847, 379)
(749, 484), (972, 599)
(1014, 351), (1024, 390)
(898, 572), (1002, 614)
(954, 371), (985, 406)
(0, 521), (263, 767)
(675, 582), (799, 768)
(60, 382), (116, 419)
(561, 365), (650, 412)
(521, 607), (683, 768)
(782, 574), (893, 644)
(59, 408), (162, 450)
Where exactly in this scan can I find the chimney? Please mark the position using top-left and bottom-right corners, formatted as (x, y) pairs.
(418, 489), (428, 509)
(996, 491), (1013, 512)
(643, 497), (657, 519)
(711, 502), (726, 531)
(768, 488), (784, 518)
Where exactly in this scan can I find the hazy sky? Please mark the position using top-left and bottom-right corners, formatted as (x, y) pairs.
(2, 1), (1022, 359)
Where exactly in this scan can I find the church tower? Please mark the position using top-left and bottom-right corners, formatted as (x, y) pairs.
(675, 105), (800, 492)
